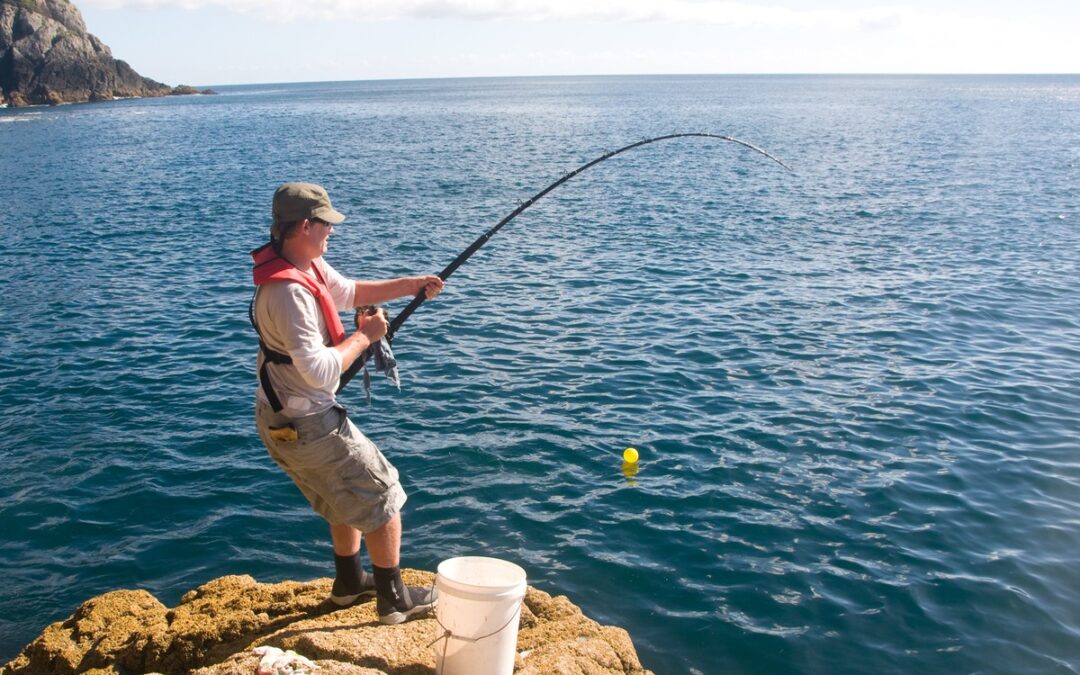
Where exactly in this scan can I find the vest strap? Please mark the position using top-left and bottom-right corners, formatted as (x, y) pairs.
(250, 290), (294, 413)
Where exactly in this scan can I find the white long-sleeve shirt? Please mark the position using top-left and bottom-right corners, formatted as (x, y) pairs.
(253, 258), (356, 417)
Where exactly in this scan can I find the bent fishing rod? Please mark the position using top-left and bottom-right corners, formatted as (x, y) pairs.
(338, 132), (792, 393)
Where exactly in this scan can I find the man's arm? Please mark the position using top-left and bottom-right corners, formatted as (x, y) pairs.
(353, 276), (444, 307)
(265, 284), (346, 391)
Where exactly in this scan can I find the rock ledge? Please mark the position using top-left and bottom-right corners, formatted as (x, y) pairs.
(1, 570), (653, 674)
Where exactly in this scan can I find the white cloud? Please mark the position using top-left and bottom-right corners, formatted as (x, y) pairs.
(80, 0), (915, 30)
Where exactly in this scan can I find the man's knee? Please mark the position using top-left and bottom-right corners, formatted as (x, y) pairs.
(369, 512), (401, 536)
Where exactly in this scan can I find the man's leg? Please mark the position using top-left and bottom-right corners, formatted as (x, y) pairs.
(363, 514), (400, 567)
(329, 523), (375, 605)
(331, 523), (361, 556)
(363, 514), (436, 624)
(280, 406), (432, 621)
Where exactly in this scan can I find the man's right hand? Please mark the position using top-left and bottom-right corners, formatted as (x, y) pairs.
(338, 307), (390, 371)
(359, 307), (389, 343)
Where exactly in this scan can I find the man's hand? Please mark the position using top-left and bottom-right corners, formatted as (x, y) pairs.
(414, 275), (444, 300)
(357, 306), (389, 343)
(338, 306), (388, 369)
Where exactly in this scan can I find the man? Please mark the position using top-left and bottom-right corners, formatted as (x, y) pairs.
(251, 182), (444, 624)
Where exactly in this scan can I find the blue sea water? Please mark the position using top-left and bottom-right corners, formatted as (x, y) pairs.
(1, 75), (1079, 674)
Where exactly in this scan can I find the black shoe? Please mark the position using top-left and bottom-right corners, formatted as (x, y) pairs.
(330, 573), (377, 606)
(377, 584), (437, 625)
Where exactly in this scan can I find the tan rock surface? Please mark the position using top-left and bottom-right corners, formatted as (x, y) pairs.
(2, 570), (653, 675)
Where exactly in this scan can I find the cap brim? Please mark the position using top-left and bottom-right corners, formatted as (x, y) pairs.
(314, 207), (346, 224)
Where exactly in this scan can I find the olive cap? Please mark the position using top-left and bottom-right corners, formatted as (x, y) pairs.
(271, 182), (345, 238)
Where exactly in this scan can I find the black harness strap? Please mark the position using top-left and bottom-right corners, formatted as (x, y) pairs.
(249, 289), (293, 413)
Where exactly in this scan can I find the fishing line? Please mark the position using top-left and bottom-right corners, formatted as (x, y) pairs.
(338, 133), (792, 393)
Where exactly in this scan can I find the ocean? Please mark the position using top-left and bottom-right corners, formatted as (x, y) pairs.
(1, 75), (1078, 674)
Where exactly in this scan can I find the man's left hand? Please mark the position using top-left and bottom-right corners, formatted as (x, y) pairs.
(415, 275), (444, 300)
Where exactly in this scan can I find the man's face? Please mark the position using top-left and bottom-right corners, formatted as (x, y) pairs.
(306, 218), (334, 256)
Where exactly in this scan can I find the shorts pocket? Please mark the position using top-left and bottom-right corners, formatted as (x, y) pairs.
(340, 424), (398, 492)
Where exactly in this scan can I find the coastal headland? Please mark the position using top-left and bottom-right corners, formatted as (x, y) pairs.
(1, 569), (653, 674)
(0, 0), (213, 106)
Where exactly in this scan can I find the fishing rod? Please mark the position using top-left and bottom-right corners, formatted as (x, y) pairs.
(338, 132), (792, 393)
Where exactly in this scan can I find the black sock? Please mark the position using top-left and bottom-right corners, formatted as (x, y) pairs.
(334, 552), (367, 593)
(372, 564), (404, 605)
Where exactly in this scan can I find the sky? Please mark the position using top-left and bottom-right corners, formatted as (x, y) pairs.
(76, 0), (1080, 86)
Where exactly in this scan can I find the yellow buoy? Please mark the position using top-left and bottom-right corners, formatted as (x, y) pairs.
(623, 447), (639, 464)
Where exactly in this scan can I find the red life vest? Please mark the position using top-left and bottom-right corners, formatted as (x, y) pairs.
(251, 242), (346, 345)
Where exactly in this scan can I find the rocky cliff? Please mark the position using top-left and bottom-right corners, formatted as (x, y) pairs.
(0, 0), (203, 106)
(1, 570), (654, 674)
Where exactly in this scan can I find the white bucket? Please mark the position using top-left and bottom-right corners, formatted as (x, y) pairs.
(434, 556), (527, 675)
